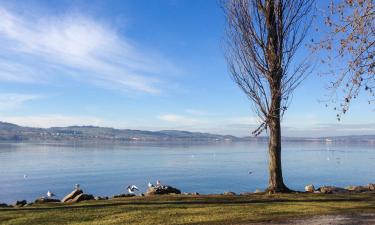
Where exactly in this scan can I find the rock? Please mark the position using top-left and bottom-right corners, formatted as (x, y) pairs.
(254, 189), (263, 193)
(368, 183), (375, 191)
(70, 193), (95, 203)
(62, 189), (83, 203)
(34, 197), (61, 204)
(145, 185), (181, 196)
(0, 203), (11, 208)
(305, 184), (315, 193)
(94, 196), (108, 200)
(345, 185), (369, 192)
(13, 200), (27, 207)
(112, 194), (136, 198)
(223, 192), (236, 196)
(318, 186), (348, 194)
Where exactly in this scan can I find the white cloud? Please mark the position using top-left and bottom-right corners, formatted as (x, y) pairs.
(0, 93), (40, 110)
(185, 109), (208, 116)
(158, 114), (201, 126)
(0, 7), (177, 94)
(225, 116), (258, 125)
(1, 114), (104, 128)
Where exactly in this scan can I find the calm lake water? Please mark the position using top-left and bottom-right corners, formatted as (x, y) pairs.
(0, 141), (374, 203)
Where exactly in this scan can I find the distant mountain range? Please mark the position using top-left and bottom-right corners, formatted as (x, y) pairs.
(0, 121), (375, 143)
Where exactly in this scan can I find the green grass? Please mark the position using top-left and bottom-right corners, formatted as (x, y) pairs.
(1, 193), (375, 225)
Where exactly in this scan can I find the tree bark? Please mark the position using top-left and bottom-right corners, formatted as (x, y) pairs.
(267, 92), (291, 193)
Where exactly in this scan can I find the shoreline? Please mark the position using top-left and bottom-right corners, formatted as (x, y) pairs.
(1, 183), (374, 207)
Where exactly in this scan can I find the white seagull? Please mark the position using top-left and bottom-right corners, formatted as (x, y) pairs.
(46, 190), (55, 198)
(127, 185), (139, 194)
(148, 182), (154, 188)
(156, 180), (161, 187)
(23, 174), (28, 179)
(75, 184), (80, 189)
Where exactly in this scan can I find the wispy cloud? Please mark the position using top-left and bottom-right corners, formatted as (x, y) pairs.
(0, 93), (40, 110)
(0, 7), (177, 94)
(185, 109), (208, 116)
(1, 114), (103, 128)
(158, 114), (200, 126)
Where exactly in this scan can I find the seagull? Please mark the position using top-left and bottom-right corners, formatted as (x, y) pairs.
(23, 174), (28, 179)
(156, 180), (161, 187)
(46, 190), (55, 198)
(127, 185), (139, 194)
(248, 171), (253, 175)
(148, 182), (154, 188)
(75, 184), (80, 189)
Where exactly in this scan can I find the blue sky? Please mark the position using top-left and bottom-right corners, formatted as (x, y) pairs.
(0, 0), (373, 137)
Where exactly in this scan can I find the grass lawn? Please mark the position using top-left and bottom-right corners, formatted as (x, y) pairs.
(1, 193), (375, 225)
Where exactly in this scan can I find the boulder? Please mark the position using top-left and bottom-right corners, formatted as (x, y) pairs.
(145, 185), (181, 196)
(318, 186), (348, 194)
(305, 184), (315, 193)
(13, 200), (27, 207)
(62, 189), (83, 203)
(182, 192), (200, 196)
(223, 192), (236, 196)
(70, 193), (95, 203)
(0, 203), (10, 208)
(345, 185), (369, 192)
(34, 197), (61, 204)
(94, 196), (108, 200)
(112, 194), (136, 198)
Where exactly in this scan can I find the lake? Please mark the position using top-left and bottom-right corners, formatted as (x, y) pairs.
(0, 141), (374, 204)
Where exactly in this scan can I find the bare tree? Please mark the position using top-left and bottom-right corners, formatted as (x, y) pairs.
(313, 0), (374, 119)
(223, 0), (314, 193)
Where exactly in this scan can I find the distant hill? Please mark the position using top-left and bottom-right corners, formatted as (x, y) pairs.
(0, 121), (375, 143)
(0, 121), (243, 142)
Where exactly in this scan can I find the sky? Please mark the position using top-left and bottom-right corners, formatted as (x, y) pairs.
(0, 0), (374, 137)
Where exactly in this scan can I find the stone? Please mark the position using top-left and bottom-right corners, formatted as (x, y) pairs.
(112, 194), (136, 198)
(0, 203), (10, 208)
(182, 192), (199, 196)
(345, 185), (369, 192)
(223, 192), (236, 196)
(94, 196), (108, 200)
(305, 184), (315, 193)
(13, 200), (27, 207)
(145, 185), (181, 196)
(254, 189), (263, 193)
(71, 193), (95, 203)
(318, 186), (348, 194)
(34, 197), (61, 204)
(62, 189), (83, 203)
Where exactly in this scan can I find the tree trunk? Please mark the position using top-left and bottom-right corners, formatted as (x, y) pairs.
(266, 93), (291, 193)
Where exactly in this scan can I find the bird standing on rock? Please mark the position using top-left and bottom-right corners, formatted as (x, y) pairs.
(46, 190), (55, 198)
(127, 185), (139, 194)
(148, 182), (154, 188)
(156, 180), (161, 187)
(75, 184), (80, 190)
